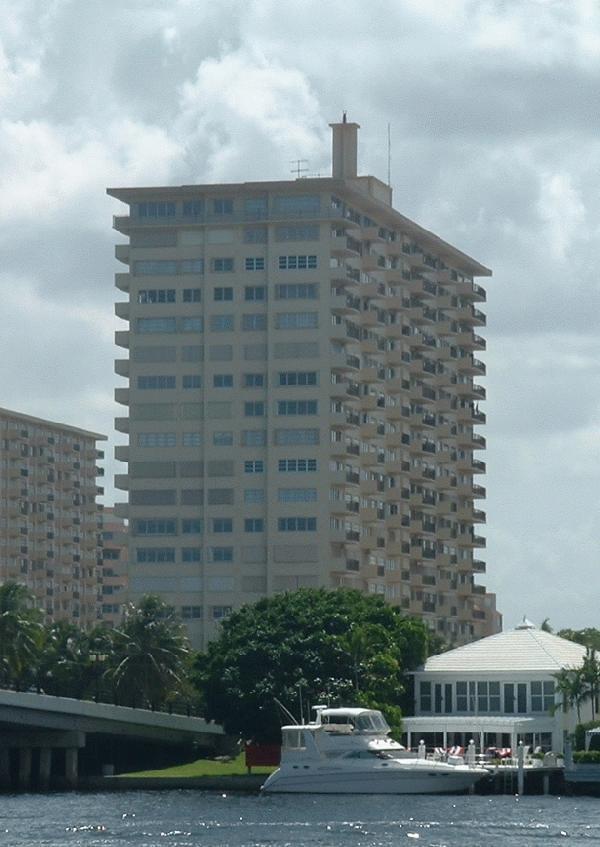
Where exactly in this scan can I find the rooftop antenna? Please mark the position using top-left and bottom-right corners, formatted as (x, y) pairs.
(387, 122), (391, 186)
(290, 159), (308, 179)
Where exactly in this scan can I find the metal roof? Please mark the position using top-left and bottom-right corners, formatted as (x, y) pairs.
(419, 623), (587, 674)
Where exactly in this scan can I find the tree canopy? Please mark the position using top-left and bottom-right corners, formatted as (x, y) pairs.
(0, 581), (43, 690)
(193, 588), (432, 743)
(557, 627), (600, 653)
(0, 584), (191, 710)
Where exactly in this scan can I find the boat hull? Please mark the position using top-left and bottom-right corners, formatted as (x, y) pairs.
(262, 764), (487, 795)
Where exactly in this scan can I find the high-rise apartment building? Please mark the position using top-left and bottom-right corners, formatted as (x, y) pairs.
(0, 407), (105, 625)
(110, 119), (501, 648)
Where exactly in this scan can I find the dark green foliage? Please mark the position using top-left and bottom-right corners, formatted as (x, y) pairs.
(36, 621), (94, 698)
(558, 628), (600, 652)
(0, 582), (43, 690)
(553, 647), (600, 724)
(193, 588), (430, 743)
(573, 750), (600, 764)
(0, 585), (191, 709)
(574, 720), (600, 752)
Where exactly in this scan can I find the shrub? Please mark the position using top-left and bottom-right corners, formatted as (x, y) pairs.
(573, 750), (600, 764)
(574, 720), (600, 751)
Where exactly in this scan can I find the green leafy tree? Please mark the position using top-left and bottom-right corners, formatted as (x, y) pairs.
(193, 588), (430, 743)
(0, 582), (43, 690)
(558, 628), (600, 652)
(106, 595), (190, 708)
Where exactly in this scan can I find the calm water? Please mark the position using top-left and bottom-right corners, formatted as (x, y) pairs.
(0, 790), (598, 846)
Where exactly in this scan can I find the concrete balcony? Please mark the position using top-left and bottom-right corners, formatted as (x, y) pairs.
(114, 388), (130, 406)
(360, 422), (378, 440)
(361, 253), (383, 272)
(385, 431), (407, 448)
(331, 351), (360, 372)
(115, 330), (130, 349)
(359, 451), (382, 468)
(115, 302), (130, 321)
(114, 445), (129, 462)
(359, 310), (382, 328)
(329, 527), (348, 544)
(329, 439), (348, 458)
(456, 280), (486, 301)
(330, 293), (360, 314)
(329, 500), (353, 517)
(115, 244), (130, 264)
(359, 507), (381, 524)
(114, 417), (129, 433)
(384, 323), (409, 341)
(330, 411), (359, 430)
(114, 474), (129, 490)
(114, 359), (129, 378)
(357, 366), (380, 383)
(360, 225), (386, 243)
(385, 540), (408, 557)
(359, 337), (382, 356)
(382, 294), (406, 311)
(384, 347), (408, 366)
(385, 404), (408, 421)
(330, 235), (361, 258)
(115, 273), (130, 292)
(114, 503), (129, 520)
(359, 395), (379, 412)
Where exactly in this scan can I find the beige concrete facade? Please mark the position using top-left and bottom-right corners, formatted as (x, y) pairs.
(100, 506), (128, 627)
(109, 119), (501, 649)
(0, 407), (106, 626)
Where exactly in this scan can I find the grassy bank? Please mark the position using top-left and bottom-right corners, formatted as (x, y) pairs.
(122, 753), (275, 778)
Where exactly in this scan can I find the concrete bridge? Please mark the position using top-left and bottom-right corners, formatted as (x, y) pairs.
(0, 688), (224, 790)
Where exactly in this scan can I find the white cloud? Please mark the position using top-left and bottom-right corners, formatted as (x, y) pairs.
(175, 48), (326, 182)
(1, 0), (600, 631)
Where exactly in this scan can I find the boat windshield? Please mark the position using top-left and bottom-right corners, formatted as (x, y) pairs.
(354, 712), (390, 733)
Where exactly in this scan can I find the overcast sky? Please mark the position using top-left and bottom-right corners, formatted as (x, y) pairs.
(2, 0), (599, 633)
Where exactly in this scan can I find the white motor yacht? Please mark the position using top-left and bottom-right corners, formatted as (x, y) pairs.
(262, 706), (488, 794)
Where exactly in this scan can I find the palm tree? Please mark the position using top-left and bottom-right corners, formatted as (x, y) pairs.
(581, 648), (600, 720)
(106, 595), (190, 709)
(36, 620), (97, 699)
(553, 667), (588, 724)
(0, 582), (43, 690)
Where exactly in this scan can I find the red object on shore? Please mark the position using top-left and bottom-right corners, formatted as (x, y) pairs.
(244, 743), (281, 770)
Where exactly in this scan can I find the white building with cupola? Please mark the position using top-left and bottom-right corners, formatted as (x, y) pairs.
(403, 619), (589, 754)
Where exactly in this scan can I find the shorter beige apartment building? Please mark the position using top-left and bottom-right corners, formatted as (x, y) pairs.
(0, 407), (106, 626)
(100, 506), (128, 626)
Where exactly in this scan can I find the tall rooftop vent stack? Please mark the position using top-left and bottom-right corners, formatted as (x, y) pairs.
(330, 112), (360, 179)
